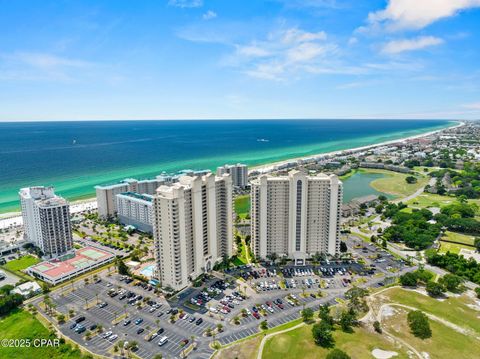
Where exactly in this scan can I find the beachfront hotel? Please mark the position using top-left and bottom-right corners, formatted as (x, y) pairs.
(95, 170), (211, 218)
(152, 173), (233, 291)
(217, 163), (248, 188)
(116, 192), (153, 233)
(250, 170), (342, 265)
(19, 186), (73, 258)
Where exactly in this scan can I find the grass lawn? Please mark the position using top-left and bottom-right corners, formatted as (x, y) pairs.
(215, 335), (262, 359)
(437, 241), (473, 254)
(234, 195), (250, 216)
(262, 323), (408, 359)
(383, 307), (480, 359)
(438, 231), (476, 254)
(442, 231), (475, 245)
(360, 168), (429, 198)
(406, 193), (457, 208)
(379, 287), (480, 335)
(0, 310), (86, 359)
(3, 255), (40, 272)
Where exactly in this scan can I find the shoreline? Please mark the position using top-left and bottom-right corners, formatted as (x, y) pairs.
(250, 120), (462, 173)
(0, 120), (462, 226)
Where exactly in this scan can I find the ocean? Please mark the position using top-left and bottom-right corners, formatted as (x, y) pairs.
(0, 119), (455, 213)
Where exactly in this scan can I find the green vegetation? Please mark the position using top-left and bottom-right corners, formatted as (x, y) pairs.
(234, 195), (250, 219)
(441, 231), (475, 245)
(381, 287), (480, 334)
(0, 310), (88, 359)
(429, 163), (480, 199)
(437, 241), (472, 254)
(382, 204), (440, 250)
(326, 349), (351, 359)
(0, 285), (23, 316)
(3, 255), (40, 272)
(383, 307), (480, 359)
(426, 250), (480, 284)
(364, 168), (428, 198)
(301, 308), (314, 323)
(262, 321), (408, 359)
(399, 269), (434, 287)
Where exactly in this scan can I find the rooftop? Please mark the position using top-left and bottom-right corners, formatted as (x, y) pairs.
(29, 246), (114, 279)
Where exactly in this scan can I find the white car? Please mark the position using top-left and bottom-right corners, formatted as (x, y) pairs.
(102, 331), (113, 338)
(108, 334), (118, 342)
(158, 336), (168, 346)
(267, 306), (274, 313)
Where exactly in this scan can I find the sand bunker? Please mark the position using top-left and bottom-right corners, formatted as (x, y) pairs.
(372, 349), (398, 359)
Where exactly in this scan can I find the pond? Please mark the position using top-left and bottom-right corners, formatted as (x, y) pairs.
(341, 171), (393, 203)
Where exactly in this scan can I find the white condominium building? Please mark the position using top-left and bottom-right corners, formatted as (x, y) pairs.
(95, 170), (212, 218)
(153, 173), (233, 291)
(251, 170), (342, 265)
(217, 163), (248, 188)
(19, 186), (73, 258)
(116, 192), (153, 233)
(95, 178), (161, 218)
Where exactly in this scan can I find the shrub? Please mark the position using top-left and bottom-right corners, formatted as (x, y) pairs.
(407, 310), (432, 339)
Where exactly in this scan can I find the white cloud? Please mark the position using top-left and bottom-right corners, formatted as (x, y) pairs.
(226, 27), (337, 80)
(202, 10), (217, 20)
(364, 0), (480, 31)
(235, 45), (271, 58)
(282, 28), (327, 44)
(381, 36), (444, 54)
(5, 52), (91, 69)
(168, 0), (203, 8)
(0, 52), (101, 82)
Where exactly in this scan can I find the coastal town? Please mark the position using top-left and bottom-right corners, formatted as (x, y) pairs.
(1, 120), (480, 359)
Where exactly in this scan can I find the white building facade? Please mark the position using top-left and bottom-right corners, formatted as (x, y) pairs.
(116, 192), (153, 233)
(153, 173), (233, 291)
(217, 163), (248, 188)
(19, 186), (73, 258)
(251, 171), (342, 265)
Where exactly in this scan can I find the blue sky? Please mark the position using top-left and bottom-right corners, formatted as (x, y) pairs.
(1, 0), (480, 121)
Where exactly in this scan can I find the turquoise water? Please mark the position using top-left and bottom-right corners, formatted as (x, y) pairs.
(342, 171), (393, 203)
(0, 119), (456, 213)
(140, 264), (155, 278)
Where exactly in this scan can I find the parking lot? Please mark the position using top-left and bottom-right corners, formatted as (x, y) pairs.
(44, 277), (216, 359)
(32, 239), (411, 359)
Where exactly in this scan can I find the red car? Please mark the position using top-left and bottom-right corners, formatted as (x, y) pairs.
(253, 312), (260, 319)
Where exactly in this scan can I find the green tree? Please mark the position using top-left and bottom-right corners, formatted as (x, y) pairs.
(312, 321), (334, 348)
(260, 320), (268, 330)
(399, 272), (418, 287)
(301, 307), (314, 323)
(474, 237), (480, 252)
(407, 310), (432, 339)
(318, 304), (334, 327)
(116, 257), (130, 276)
(426, 281), (445, 297)
(475, 287), (480, 299)
(339, 308), (356, 333)
(373, 321), (382, 333)
(439, 274), (463, 292)
(326, 349), (351, 359)
(339, 241), (348, 253)
(405, 176), (417, 184)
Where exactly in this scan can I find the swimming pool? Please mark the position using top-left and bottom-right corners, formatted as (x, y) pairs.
(140, 264), (155, 278)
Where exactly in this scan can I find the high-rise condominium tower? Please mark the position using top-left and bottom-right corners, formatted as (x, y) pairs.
(19, 186), (73, 258)
(152, 173), (233, 291)
(250, 170), (342, 265)
(217, 163), (248, 188)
